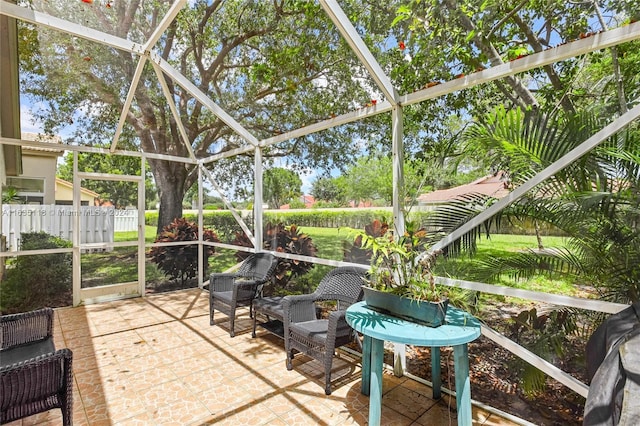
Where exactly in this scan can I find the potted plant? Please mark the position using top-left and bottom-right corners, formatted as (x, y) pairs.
(356, 220), (448, 327)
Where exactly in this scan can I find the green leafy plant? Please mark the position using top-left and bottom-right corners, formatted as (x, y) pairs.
(507, 307), (578, 396)
(232, 222), (318, 294)
(1, 186), (21, 204)
(0, 232), (72, 314)
(342, 218), (389, 264)
(149, 218), (220, 284)
(356, 220), (444, 302)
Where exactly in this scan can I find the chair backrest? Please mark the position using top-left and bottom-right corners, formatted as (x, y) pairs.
(314, 266), (368, 309)
(237, 252), (279, 282)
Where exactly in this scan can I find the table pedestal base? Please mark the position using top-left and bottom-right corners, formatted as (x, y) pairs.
(360, 337), (473, 426)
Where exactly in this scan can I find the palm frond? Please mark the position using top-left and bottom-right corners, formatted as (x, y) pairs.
(425, 193), (499, 256)
(473, 247), (584, 283)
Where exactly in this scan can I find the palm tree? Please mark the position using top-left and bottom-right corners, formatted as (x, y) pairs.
(427, 106), (640, 303)
(425, 106), (639, 395)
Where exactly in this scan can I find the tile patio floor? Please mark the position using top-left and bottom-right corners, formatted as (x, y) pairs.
(5, 289), (525, 425)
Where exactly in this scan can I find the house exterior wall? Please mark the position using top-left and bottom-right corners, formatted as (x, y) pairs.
(20, 151), (58, 204)
(55, 181), (97, 205)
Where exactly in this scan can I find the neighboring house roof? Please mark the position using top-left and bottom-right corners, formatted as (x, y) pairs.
(349, 200), (373, 208)
(21, 132), (64, 156)
(301, 194), (315, 208)
(55, 178), (100, 199)
(417, 172), (510, 204)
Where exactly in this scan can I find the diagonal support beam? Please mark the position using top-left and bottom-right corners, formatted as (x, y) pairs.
(1, 0), (257, 157)
(429, 100), (640, 253)
(0, 0), (142, 53)
(151, 52), (260, 147)
(201, 166), (256, 246)
(150, 61), (196, 160)
(481, 324), (589, 398)
(402, 21), (640, 107)
(110, 57), (147, 152)
(320, 0), (398, 104)
(199, 100), (394, 164)
(111, 0), (185, 152)
(143, 0), (186, 53)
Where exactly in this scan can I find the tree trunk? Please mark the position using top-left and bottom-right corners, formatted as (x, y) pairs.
(512, 14), (575, 114)
(149, 159), (188, 235)
(534, 219), (544, 250)
(443, 0), (539, 109)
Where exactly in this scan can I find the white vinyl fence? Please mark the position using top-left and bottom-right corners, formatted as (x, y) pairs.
(1, 205), (139, 251)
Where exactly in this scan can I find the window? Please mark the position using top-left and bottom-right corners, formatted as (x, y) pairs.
(5, 177), (45, 204)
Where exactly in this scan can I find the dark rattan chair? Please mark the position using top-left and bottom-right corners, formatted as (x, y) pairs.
(252, 295), (286, 338)
(1, 307), (73, 426)
(283, 266), (367, 395)
(209, 252), (279, 337)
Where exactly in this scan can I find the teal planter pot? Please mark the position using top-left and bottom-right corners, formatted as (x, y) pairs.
(362, 286), (449, 327)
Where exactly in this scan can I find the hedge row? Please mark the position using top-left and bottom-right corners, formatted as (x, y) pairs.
(145, 208), (560, 238)
(146, 209), (398, 239)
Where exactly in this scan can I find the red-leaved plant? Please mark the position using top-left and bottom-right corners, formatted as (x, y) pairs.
(149, 218), (219, 284)
(232, 222), (317, 294)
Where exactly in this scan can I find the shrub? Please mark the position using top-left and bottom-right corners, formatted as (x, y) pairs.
(231, 222), (318, 295)
(342, 219), (389, 265)
(149, 218), (220, 284)
(0, 232), (72, 314)
(288, 199), (306, 209)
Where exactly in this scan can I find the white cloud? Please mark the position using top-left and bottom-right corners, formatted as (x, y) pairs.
(20, 103), (45, 134)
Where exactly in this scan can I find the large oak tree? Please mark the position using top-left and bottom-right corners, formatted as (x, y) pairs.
(18, 0), (639, 234)
(19, 0), (378, 233)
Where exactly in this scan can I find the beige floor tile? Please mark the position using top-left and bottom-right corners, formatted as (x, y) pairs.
(276, 396), (349, 425)
(126, 365), (178, 393)
(146, 398), (211, 425)
(381, 383), (438, 421)
(112, 410), (154, 425)
(139, 379), (201, 411)
(198, 381), (254, 414)
(181, 365), (228, 394)
(43, 289), (524, 426)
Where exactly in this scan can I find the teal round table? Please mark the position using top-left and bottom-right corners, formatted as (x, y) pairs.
(346, 301), (481, 426)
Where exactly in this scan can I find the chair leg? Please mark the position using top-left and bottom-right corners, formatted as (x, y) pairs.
(252, 313), (258, 338)
(229, 306), (236, 338)
(324, 356), (333, 395)
(286, 350), (294, 370)
(209, 293), (215, 326)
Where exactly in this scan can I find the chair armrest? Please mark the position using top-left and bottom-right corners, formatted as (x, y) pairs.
(327, 310), (354, 346)
(327, 309), (347, 329)
(209, 273), (239, 292)
(0, 308), (54, 351)
(1, 348), (73, 407)
(283, 294), (318, 323)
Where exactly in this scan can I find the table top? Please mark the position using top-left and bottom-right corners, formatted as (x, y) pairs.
(346, 301), (481, 347)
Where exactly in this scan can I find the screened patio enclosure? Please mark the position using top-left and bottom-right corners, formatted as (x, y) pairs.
(1, 0), (640, 422)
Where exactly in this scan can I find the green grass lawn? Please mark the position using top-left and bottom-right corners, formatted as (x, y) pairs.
(86, 226), (575, 298)
(436, 233), (578, 294)
(114, 226), (158, 243)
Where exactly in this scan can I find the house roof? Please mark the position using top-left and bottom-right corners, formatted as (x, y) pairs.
(417, 172), (510, 204)
(21, 132), (64, 156)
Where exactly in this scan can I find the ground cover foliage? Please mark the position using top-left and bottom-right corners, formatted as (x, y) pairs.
(0, 232), (72, 314)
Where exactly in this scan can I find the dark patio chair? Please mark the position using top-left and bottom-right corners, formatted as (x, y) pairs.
(208, 252), (279, 337)
(283, 266), (367, 395)
(252, 294), (286, 338)
(1, 307), (73, 426)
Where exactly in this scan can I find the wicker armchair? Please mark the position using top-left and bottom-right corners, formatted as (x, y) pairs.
(1, 307), (73, 425)
(283, 266), (367, 395)
(209, 252), (279, 337)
